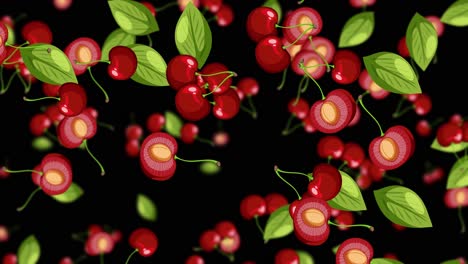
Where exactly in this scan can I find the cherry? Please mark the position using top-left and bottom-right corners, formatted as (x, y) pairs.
(335, 237), (374, 264)
(288, 97), (309, 120)
(0, 23), (8, 48)
(215, 4), (234, 27)
(282, 7), (322, 45)
(21, 20), (53, 44)
(237, 77), (259, 97)
(181, 123), (199, 144)
(425, 15), (445, 37)
(341, 142), (365, 169)
(125, 139), (140, 158)
(58, 256), (73, 264)
(57, 109), (97, 149)
(359, 159), (385, 182)
(349, 0), (376, 8)
(214, 220), (238, 238)
(0, 166), (10, 179)
(436, 122), (463, 147)
(274, 248), (299, 264)
(186, 254), (205, 264)
(391, 222), (407, 231)
(255, 35), (291, 74)
(218, 232), (241, 255)
(331, 49), (361, 85)
(53, 0), (73, 11)
(212, 130), (230, 147)
(166, 55), (199, 90)
(450, 113), (464, 126)
(356, 173), (372, 190)
(65, 37), (102, 76)
(0, 225), (9, 242)
(2, 253), (17, 264)
(333, 211), (355, 231)
(31, 164), (42, 186)
(107, 45), (137, 80)
(178, 0), (200, 11)
(2, 45), (23, 70)
(146, 112), (165, 133)
(301, 35), (336, 65)
(141, 1), (156, 16)
(358, 69), (390, 100)
(307, 163), (342, 201)
(302, 116), (316, 133)
(291, 197), (331, 246)
(175, 84), (211, 122)
(264, 192), (288, 214)
(29, 113), (52, 136)
(316, 135), (344, 160)
(240, 194), (267, 220)
(199, 229), (221, 252)
(125, 124), (144, 141)
(199, 62), (235, 95)
(42, 82), (61, 97)
(413, 93), (432, 116)
(292, 50), (326, 80)
(415, 119), (432, 137)
(84, 231), (115, 256)
(348, 103), (361, 127)
(397, 36), (410, 58)
(128, 227), (158, 258)
(201, 0), (222, 13)
(212, 88), (241, 120)
(462, 121), (468, 142)
(246, 7), (278, 42)
(422, 166), (445, 185)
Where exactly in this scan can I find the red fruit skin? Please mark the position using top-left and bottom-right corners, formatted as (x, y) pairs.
(45, 104), (65, 125)
(397, 36), (410, 58)
(212, 88), (241, 120)
(129, 227), (159, 257)
(29, 113), (52, 136)
(415, 119), (431, 137)
(107, 46), (138, 80)
(216, 4), (234, 27)
(214, 220), (238, 238)
(336, 238), (373, 264)
(341, 142), (365, 169)
(334, 211), (354, 231)
(186, 254), (205, 264)
(125, 124), (143, 140)
(291, 197), (331, 246)
(444, 187), (468, 208)
(59, 257), (73, 264)
(175, 84), (211, 122)
(291, 50), (326, 80)
(85, 231), (115, 256)
(316, 135), (344, 160)
(255, 36), (291, 74)
(331, 49), (362, 85)
(237, 77), (259, 97)
(274, 248), (299, 264)
(301, 35), (336, 64)
(2, 253), (17, 264)
(282, 7), (322, 45)
(39, 153), (73, 196)
(288, 98), (309, 120)
(21, 20), (53, 44)
(413, 93), (432, 116)
(199, 229), (221, 252)
(57, 111), (97, 149)
(146, 113), (165, 133)
(141, 1), (156, 16)
(246, 7), (278, 42)
(307, 163), (342, 201)
(436, 122), (463, 147)
(264, 192), (288, 214)
(181, 123), (199, 144)
(57, 83), (88, 117)
(462, 121), (468, 142)
(356, 173), (372, 190)
(218, 232), (241, 254)
(240, 194), (267, 219)
(166, 55), (198, 90)
(199, 62), (233, 95)
(201, 0), (222, 13)
(125, 139), (140, 158)
(0, 225), (9, 242)
(139, 132), (177, 181)
(31, 164), (42, 186)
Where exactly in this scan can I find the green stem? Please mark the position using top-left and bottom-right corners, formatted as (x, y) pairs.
(280, 25), (314, 49)
(88, 67), (109, 103)
(240, 104), (257, 119)
(44, 130), (60, 144)
(308, 36), (333, 72)
(277, 68), (288, 91)
(275, 166), (313, 180)
(201, 73), (237, 97)
(274, 166), (302, 200)
(328, 220), (374, 231)
(15, 68), (30, 94)
(155, 1), (178, 12)
(73, 254), (88, 264)
(247, 96), (258, 119)
(458, 206), (466, 234)
(3, 168), (43, 175)
(383, 173), (404, 184)
(338, 161), (347, 171)
(23, 95), (59, 102)
(83, 140), (106, 176)
(281, 114), (296, 136)
(358, 91), (384, 136)
(300, 75), (310, 93)
(174, 156), (221, 166)
(206, 16), (217, 23)
(299, 62), (325, 100)
(217, 248), (235, 263)
(254, 215), (265, 237)
(392, 105), (414, 119)
(97, 121), (115, 132)
(1, 70), (18, 95)
(195, 136), (215, 147)
(297, 0), (304, 3)
(100, 253), (104, 264)
(17, 187), (42, 212)
(125, 249), (139, 264)
(282, 122), (304, 136)
(146, 34), (153, 47)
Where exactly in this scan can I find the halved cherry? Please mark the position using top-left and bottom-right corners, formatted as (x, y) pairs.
(218, 231), (241, 254)
(347, 103), (361, 127)
(291, 50), (326, 80)
(57, 110), (96, 149)
(32, 163), (43, 186)
(84, 231), (115, 256)
(308, 88), (356, 133)
(282, 36), (303, 61)
(341, 142), (365, 169)
(282, 7), (322, 45)
(264, 192), (288, 214)
(64, 37), (102, 76)
(368, 125), (415, 170)
(139, 132), (178, 180)
(336, 237), (374, 264)
(316, 135), (344, 160)
(39, 153), (73, 195)
(54, 0), (73, 11)
(128, 227), (158, 257)
(175, 84), (211, 122)
(444, 187), (468, 209)
(358, 69), (390, 100)
(331, 49), (361, 85)
(246, 6), (278, 42)
(21, 20), (53, 44)
(307, 163), (342, 201)
(291, 197), (331, 246)
(212, 88), (241, 120)
(301, 35), (336, 65)
(239, 194), (267, 220)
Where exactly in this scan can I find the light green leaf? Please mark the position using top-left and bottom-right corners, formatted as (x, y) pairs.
(328, 170), (366, 211)
(174, 2), (212, 68)
(128, 44), (169, 86)
(101, 28), (136, 61)
(164, 111), (183, 138)
(200, 161), (221, 175)
(363, 51), (421, 94)
(431, 138), (468, 153)
(296, 250), (315, 264)
(5, 24), (15, 45)
(332, 244), (340, 254)
(374, 185), (432, 228)
(51, 182), (84, 203)
(32, 136), (53, 152)
(263, 204), (293, 243)
(446, 155), (468, 189)
(108, 0), (159, 36)
(17, 235), (40, 264)
(20, 44), (77, 85)
(441, 0), (468, 27)
(338, 11), (375, 48)
(406, 12), (438, 71)
(137, 193), (157, 222)
(263, 0), (282, 23)
(441, 259), (465, 264)
(371, 258), (405, 264)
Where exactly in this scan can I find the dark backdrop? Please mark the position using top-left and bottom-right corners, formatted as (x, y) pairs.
(1, 0), (467, 263)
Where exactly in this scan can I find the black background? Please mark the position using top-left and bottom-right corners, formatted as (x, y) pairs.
(1, 0), (467, 263)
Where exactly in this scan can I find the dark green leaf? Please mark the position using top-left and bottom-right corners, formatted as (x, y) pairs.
(446, 155), (468, 189)
(108, 0), (159, 36)
(51, 182), (84, 203)
(128, 44), (169, 86)
(338, 11), (375, 48)
(441, 0), (468, 27)
(101, 28), (136, 61)
(406, 12), (438, 71)
(263, 204), (293, 243)
(328, 170), (366, 211)
(136, 193), (157, 222)
(164, 111), (183, 138)
(17, 235), (40, 264)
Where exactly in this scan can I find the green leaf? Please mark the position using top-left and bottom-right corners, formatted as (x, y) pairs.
(128, 44), (169, 86)
(441, 0), (468, 27)
(371, 258), (405, 264)
(406, 12), (438, 71)
(5, 24), (15, 45)
(51, 182), (84, 203)
(441, 259), (465, 264)
(363, 51), (421, 94)
(430, 138), (468, 153)
(338, 11), (375, 48)
(164, 110), (183, 138)
(263, 0), (282, 23)
(296, 250), (314, 264)
(331, 244), (340, 254)
(101, 28), (136, 61)
(31, 136), (53, 152)
(174, 1), (212, 68)
(20, 44), (77, 85)
(328, 170), (366, 211)
(136, 193), (157, 222)
(446, 155), (468, 189)
(263, 204), (293, 243)
(17, 234), (40, 264)
(200, 161), (221, 175)
(108, 0), (159, 36)
(374, 185), (432, 228)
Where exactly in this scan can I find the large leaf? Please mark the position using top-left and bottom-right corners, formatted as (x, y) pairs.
(296, 250), (315, 264)
(20, 44), (77, 85)
(128, 44), (169, 86)
(263, 204), (293, 243)
(101, 28), (136, 61)
(108, 0), (159, 36)
(338, 11), (375, 48)
(174, 2), (212, 68)
(374, 185), (432, 228)
(446, 155), (468, 189)
(328, 170), (366, 211)
(17, 234), (40, 264)
(263, 0), (282, 23)
(164, 110), (183, 138)
(136, 193), (157, 222)
(363, 51), (421, 94)
(430, 138), (468, 153)
(441, 0), (468, 27)
(51, 182), (84, 203)
(406, 12), (438, 71)
(371, 258), (404, 264)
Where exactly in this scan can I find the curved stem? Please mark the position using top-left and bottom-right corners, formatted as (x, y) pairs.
(392, 96), (406, 118)
(458, 206), (466, 234)
(3, 168), (43, 175)
(300, 62), (325, 100)
(392, 105), (414, 119)
(338, 161), (347, 171)
(146, 34), (153, 47)
(73, 254), (88, 264)
(358, 91), (384, 136)
(23, 95), (59, 102)
(83, 140), (106, 176)
(275, 166), (313, 180)
(383, 173), (404, 184)
(254, 215), (265, 237)
(297, 0), (304, 3)
(17, 187), (42, 212)
(240, 104), (257, 119)
(44, 130), (60, 144)
(195, 136), (214, 147)
(1, 70), (19, 95)
(88, 67), (109, 103)
(246, 96), (258, 119)
(328, 220), (374, 231)
(308, 36), (333, 72)
(282, 122), (304, 136)
(97, 121), (115, 132)
(206, 16), (217, 23)
(74, 59), (110, 65)
(300, 75), (310, 93)
(277, 68), (288, 91)
(217, 248), (235, 263)
(280, 25), (314, 49)
(282, 114), (296, 136)
(174, 156), (221, 167)
(276, 23), (314, 30)
(274, 166), (302, 200)
(155, 1), (178, 12)
(202, 73), (237, 97)
(124, 249), (139, 264)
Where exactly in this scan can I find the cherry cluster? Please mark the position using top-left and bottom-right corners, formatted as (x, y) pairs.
(435, 113), (468, 147)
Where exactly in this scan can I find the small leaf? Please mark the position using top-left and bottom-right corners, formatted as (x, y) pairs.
(101, 28), (136, 61)
(406, 12), (438, 71)
(263, 0), (282, 23)
(363, 51), (421, 94)
(174, 2), (212, 68)
(338, 11), (375, 48)
(17, 234), (40, 264)
(441, 259), (465, 264)
(328, 170), (366, 211)
(331, 244), (340, 254)
(5, 24), (15, 45)
(108, 0), (159, 36)
(51, 182), (84, 203)
(20, 44), (77, 85)
(263, 204), (293, 243)
(164, 110), (183, 138)
(371, 258), (405, 264)
(374, 185), (432, 228)
(136, 193), (157, 222)
(200, 161), (221, 175)
(441, 0), (468, 27)
(128, 44), (169, 86)
(446, 155), (468, 189)
(32, 136), (53, 152)
(430, 138), (468, 153)
(295, 250), (314, 264)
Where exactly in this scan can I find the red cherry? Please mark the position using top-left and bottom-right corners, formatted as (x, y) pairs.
(425, 15), (445, 37)
(450, 113), (464, 126)
(291, 197), (331, 246)
(403, 93), (420, 102)
(0, 23), (8, 47)
(0, 225), (9, 242)
(216, 4), (234, 27)
(264, 192), (288, 214)
(302, 117), (316, 133)
(436, 122), (463, 147)
(29, 113), (52, 136)
(42, 82), (61, 97)
(282, 7), (322, 45)
(64, 37), (102, 76)
(349, 0), (376, 8)
(57, 110), (97, 149)
(316, 135), (344, 160)
(185, 254), (205, 264)
(413, 93), (432, 116)
(415, 119), (432, 137)
(246, 7), (278, 42)
(356, 173), (372, 190)
(218, 232), (241, 254)
(177, 0), (200, 11)
(129, 227), (158, 257)
(347, 103), (361, 127)
(237, 77), (259, 97)
(0, 166), (10, 179)
(31, 164), (42, 186)
(141, 1), (156, 16)
(175, 84), (211, 122)
(307, 163), (342, 201)
(331, 49), (362, 85)
(291, 50), (326, 80)
(125, 139), (140, 158)
(166, 55), (199, 90)
(212, 88), (241, 120)
(199, 62), (234, 95)
(84, 231), (115, 256)
(334, 211), (354, 231)
(180, 123), (199, 144)
(39, 153), (73, 195)
(255, 35), (291, 74)
(146, 113), (165, 133)
(139, 132), (177, 180)
(107, 46), (137, 80)
(59, 257), (73, 264)
(397, 36), (410, 58)
(422, 166), (445, 185)
(288, 97), (309, 120)
(274, 248), (299, 264)
(201, 0), (222, 13)
(2, 253), (17, 264)
(336, 238), (373, 264)
(111, 229), (122, 243)
(359, 159), (385, 182)
(18, 63), (38, 84)
(462, 121), (468, 142)
(214, 220), (238, 238)
(199, 229), (221, 252)
(301, 35), (336, 65)
(240, 194), (267, 219)
(212, 131), (230, 147)
(57, 83), (88, 117)
(21, 20), (53, 44)
(88, 224), (103, 236)
(126, 124), (143, 140)
(341, 142), (365, 169)
(444, 187), (468, 209)
(53, 0), (73, 11)
(2, 45), (22, 70)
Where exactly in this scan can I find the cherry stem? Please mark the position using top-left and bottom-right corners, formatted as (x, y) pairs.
(307, 36), (333, 72)
(174, 156), (221, 167)
(277, 24), (315, 49)
(282, 114), (295, 136)
(155, 1), (178, 12)
(294, 75), (307, 106)
(299, 62), (325, 100)
(274, 166), (303, 200)
(2, 41), (30, 62)
(200, 72), (237, 97)
(20, 74), (32, 95)
(0, 69), (19, 95)
(73, 254), (88, 264)
(17, 187), (41, 212)
(392, 105), (414, 119)
(74, 59), (110, 65)
(99, 253), (104, 264)
(206, 16), (217, 23)
(458, 206), (466, 234)
(275, 166), (313, 180)
(44, 130), (60, 144)
(328, 220), (374, 231)
(146, 34), (153, 47)
(124, 249), (139, 264)
(23, 95), (59, 102)
(88, 67), (110, 103)
(430, 117), (444, 128)
(83, 140), (106, 176)
(3, 168), (43, 175)
(392, 96), (406, 117)
(217, 248), (235, 263)
(358, 91), (384, 137)
(297, 0), (305, 4)
(192, 246), (203, 252)
(409, 58), (420, 80)
(240, 103), (257, 119)
(282, 121), (304, 136)
(97, 121), (115, 132)
(338, 161), (347, 171)
(195, 136), (215, 147)
(277, 68), (288, 91)
(383, 173), (404, 184)
(254, 215), (265, 237)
